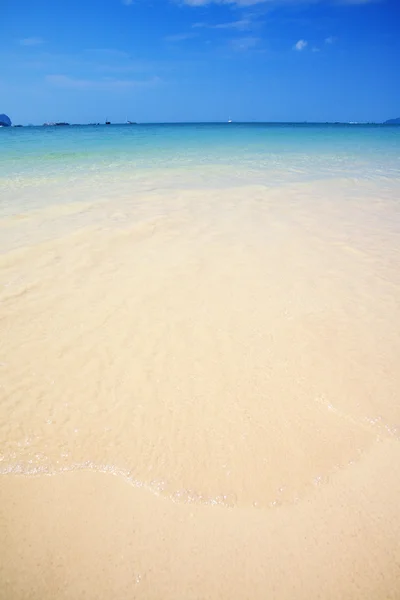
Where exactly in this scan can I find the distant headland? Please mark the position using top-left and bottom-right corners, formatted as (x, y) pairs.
(0, 113), (12, 127)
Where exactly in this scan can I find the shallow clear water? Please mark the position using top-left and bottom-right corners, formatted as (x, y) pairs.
(1, 123), (399, 216)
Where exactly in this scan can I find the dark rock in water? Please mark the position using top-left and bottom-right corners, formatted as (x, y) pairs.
(0, 113), (12, 127)
(384, 117), (400, 125)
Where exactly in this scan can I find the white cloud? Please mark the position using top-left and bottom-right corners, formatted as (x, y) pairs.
(19, 37), (44, 46)
(184, 0), (212, 4)
(122, 0), (133, 5)
(46, 74), (160, 90)
(231, 36), (260, 51)
(182, 0), (378, 6)
(193, 19), (252, 29)
(339, 0), (378, 3)
(164, 33), (197, 42)
(84, 48), (130, 59)
(94, 61), (157, 74)
(294, 39), (308, 51)
(184, 0), (266, 4)
(325, 36), (337, 44)
(216, 19), (252, 29)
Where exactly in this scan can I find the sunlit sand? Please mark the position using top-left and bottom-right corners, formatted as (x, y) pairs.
(1, 178), (400, 598)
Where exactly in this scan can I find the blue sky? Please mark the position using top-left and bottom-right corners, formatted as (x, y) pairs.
(1, 0), (399, 124)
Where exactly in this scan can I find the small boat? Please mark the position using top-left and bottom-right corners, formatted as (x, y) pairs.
(105, 119), (111, 125)
(228, 118), (232, 123)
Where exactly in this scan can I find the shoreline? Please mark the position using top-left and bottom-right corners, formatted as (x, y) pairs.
(2, 437), (400, 599)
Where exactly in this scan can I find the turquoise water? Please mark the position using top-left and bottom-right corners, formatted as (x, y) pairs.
(1, 123), (400, 216)
(2, 123), (400, 174)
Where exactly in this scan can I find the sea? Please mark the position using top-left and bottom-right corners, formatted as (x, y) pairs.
(1, 122), (400, 215)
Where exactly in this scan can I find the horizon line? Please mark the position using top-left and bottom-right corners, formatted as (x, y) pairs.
(6, 120), (397, 127)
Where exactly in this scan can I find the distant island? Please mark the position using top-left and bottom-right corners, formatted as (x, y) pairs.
(384, 117), (400, 125)
(0, 113), (11, 127)
(43, 122), (70, 126)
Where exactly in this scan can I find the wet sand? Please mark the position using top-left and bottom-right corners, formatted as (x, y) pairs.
(1, 180), (400, 598)
(2, 440), (400, 600)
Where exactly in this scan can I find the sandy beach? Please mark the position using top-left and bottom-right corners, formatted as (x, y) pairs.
(1, 177), (400, 598)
